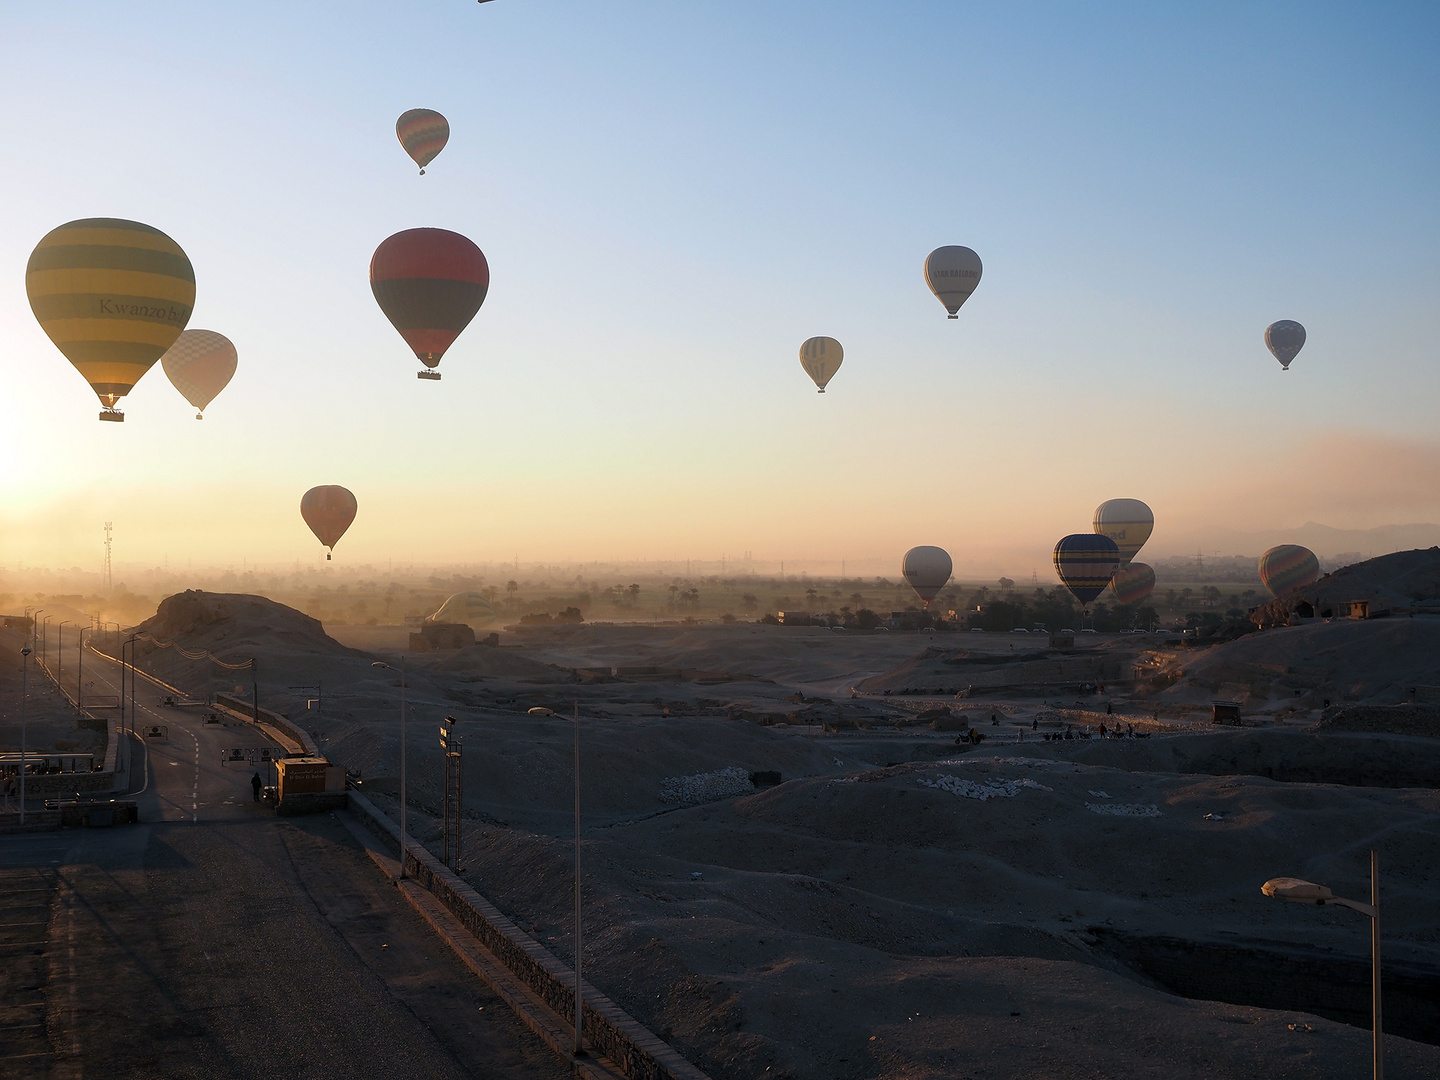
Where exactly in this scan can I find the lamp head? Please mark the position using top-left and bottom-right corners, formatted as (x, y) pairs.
(21, 647), (31, 656)
(1262, 877), (1334, 903)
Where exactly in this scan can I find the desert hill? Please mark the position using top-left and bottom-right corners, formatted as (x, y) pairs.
(1163, 616), (1440, 710)
(112, 591), (381, 703)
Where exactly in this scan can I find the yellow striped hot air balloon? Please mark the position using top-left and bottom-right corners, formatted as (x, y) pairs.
(26, 218), (194, 422)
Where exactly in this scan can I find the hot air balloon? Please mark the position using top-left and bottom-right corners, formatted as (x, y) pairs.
(1053, 534), (1121, 610)
(1265, 320), (1306, 370)
(902, 546), (953, 608)
(371, 228), (489, 380)
(428, 591), (498, 628)
(799, 337), (842, 392)
(1093, 499), (1154, 566)
(26, 218), (194, 422)
(923, 246), (982, 319)
(161, 330), (236, 419)
(1111, 562), (1156, 607)
(1258, 545), (1319, 597)
(301, 486), (357, 560)
(396, 109), (450, 174)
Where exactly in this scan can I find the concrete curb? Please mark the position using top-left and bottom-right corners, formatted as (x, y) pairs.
(345, 791), (712, 1080)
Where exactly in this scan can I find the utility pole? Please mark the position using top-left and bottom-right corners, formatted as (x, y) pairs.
(104, 522), (113, 594)
(573, 698), (584, 1056)
(19, 648), (31, 825)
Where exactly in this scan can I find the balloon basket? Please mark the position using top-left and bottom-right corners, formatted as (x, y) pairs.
(947, 314), (959, 320)
(195, 412), (204, 420)
(817, 388), (825, 394)
(326, 553), (332, 561)
(98, 409), (124, 423)
(417, 369), (442, 381)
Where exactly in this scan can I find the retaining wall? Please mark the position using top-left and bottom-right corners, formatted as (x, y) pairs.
(346, 790), (709, 1080)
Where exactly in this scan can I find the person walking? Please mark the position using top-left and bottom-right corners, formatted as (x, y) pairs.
(251, 771), (262, 803)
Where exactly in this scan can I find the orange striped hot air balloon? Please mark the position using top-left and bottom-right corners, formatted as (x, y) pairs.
(26, 218), (194, 422)
(396, 109), (449, 174)
(301, 485), (357, 560)
(370, 228), (489, 381)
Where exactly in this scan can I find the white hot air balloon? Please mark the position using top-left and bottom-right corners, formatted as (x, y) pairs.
(799, 337), (843, 393)
(902, 545), (953, 608)
(923, 246), (983, 319)
(161, 330), (237, 419)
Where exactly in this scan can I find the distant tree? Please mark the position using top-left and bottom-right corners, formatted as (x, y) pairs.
(627, 583), (640, 603)
(506, 580), (518, 594)
(741, 593), (758, 614)
(720, 612), (737, 623)
(805, 588), (819, 605)
(998, 577), (1015, 595)
(854, 608), (881, 630)
(849, 592), (864, 608)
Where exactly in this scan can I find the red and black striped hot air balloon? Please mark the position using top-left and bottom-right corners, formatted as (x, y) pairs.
(370, 228), (489, 381)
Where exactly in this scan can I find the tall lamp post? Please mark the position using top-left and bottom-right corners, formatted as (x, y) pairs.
(76, 625), (87, 712)
(371, 657), (407, 880)
(1262, 853), (1384, 1080)
(32, 610), (44, 660)
(57, 621), (70, 694)
(19, 647), (31, 825)
(121, 634), (137, 735)
(41, 616), (52, 677)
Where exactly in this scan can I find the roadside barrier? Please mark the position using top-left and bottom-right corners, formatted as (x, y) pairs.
(346, 789), (710, 1080)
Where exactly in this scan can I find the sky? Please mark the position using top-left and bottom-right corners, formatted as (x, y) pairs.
(1, 1), (1437, 578)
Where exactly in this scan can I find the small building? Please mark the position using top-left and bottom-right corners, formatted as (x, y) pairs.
(777, 611), (812, 626)
(1212, 700), (1243, 726)
(409, 621), (476, 651)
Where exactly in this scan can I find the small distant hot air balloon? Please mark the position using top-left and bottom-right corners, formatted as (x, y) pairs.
(1111, 562), (1156, 607)
(1054, 534), (1121, 610)
(26, 218), (195, 422)
(902, 546), (953, 609)
(799, 337), (842, 392)
(396, 109), (450, 174)
(161, 330), (237, 419)
(1093, 499), (1154, 566)
(301, 486), (357, 561)
(923, 246), (982, 319)
(371, 228), (489, 380)
(1265, 320), (1306, 371)
(1258, 545), (1319, 597)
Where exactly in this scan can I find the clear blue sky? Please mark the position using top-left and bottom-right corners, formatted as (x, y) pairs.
(1, 1), (1437, 574)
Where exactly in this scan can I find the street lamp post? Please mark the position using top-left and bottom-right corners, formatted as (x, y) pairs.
(120, 634), (137, 735)
(19, 647), (31, 825)
(1262, 853), (1383, 1080)
(77, 626), (87, 712)
(371, 657), (407, 879)
(57, 621), (70, 694)
(42, 616), (51, 677)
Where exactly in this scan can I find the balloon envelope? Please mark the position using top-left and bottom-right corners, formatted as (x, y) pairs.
(1111, 562), (1156, 607)
(923, 246), (983, 318)
(902, 546), (953, 607)
(1265, 320), (1306, 370)
(396, 108), (450, 173)
(161, 329), (237, 418)
(428, 591), (498, 628)
(799, 337), (842, 392)
(371, 228), (489, 374)
(1093, 499), (1154, 565)
(1258, 545), (1319, 596)
(1053, 534), (1121, 607)
(301, 486), (357, 559)
(26, 218), (194, 416)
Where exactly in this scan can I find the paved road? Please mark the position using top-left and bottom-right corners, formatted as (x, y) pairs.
(1, 642), (568, 1080)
